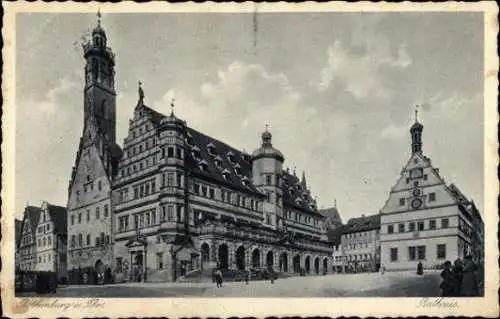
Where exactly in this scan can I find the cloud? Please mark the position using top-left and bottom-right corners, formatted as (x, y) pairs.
(317, 39), (412, 100)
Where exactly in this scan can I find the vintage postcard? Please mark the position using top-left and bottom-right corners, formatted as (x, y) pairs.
(1, 1), (498, 317)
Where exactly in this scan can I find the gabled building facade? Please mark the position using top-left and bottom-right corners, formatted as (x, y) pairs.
(340, 214), (380, 273)
(34, 202), (68, 281)
(18, 206), (41, 271)
(379, 113), (484, 271)
(66, 16), (121, 284)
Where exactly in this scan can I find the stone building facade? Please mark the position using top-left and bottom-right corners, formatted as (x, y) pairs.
(18, 203), (68, 281)
(66, 16), (121, 284)
(65, 15), (332, 284)
(340, 214), (380, 273)
(379, 112), (484, 271)
(18, 206), (41, 271)
(112, 101), (332, 282)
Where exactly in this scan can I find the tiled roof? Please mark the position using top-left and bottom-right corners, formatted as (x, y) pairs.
(282, 171), (320, 215)
(47, 204), (67, 234)
(344, 214), (380, 233)
(139, 104), (322, 213)
(319, 207), (343, 225)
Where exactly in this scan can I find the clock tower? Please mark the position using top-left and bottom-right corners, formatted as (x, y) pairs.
(66, 12), (121, 284)
(83, 11), (116, 144)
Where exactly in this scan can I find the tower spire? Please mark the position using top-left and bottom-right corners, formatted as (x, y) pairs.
(138, 81), (144, 105)
(170, 97), (175, 116)
(301, 170), (307, 187)
(97, 9), (102, 28)
(410, 104), (424, 154)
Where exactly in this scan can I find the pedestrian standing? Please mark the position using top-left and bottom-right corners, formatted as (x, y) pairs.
(452, 258), (464, 296)
(215, 269), (223, 288)
(245, 269), (250, 284)
(460, 255), (479, 297)
(416, 261), (423, 275)
(440, 261), (455, 297)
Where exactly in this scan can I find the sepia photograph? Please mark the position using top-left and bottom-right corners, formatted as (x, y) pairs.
(2, 1), (498, 317)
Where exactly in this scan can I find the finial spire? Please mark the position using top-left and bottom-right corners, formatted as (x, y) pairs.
(97, 9), (102, 27)
(138, 81), (144, 105)
(334, 198), (337, 208)
(265, 124), (269, 132)
(415, 104), (419, 123)
(170, 97), (176, 116)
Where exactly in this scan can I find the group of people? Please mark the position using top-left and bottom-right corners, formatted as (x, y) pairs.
(213, 267), (277, 288)
(440, 255), (483, 297)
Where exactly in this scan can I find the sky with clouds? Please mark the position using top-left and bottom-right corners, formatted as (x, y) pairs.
(15, 12), (484, 222)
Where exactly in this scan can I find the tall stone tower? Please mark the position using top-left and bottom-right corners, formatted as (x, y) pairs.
(66, 12), (121, 284)
(251, 127), (285, 231)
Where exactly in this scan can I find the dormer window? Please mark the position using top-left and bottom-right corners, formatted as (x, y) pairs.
(191, 145), (200, 160)
(198, 159), (208, 172)
(241, 176), (250, 187)
(222, 169), (231, 181)
(207, 142), (216, 156)
(310, 203), (316, 210)
(214, 155), (223, 169)
(289, 187), (295, 196)
(302, 192), (308, 200)
(296, 184), (302, 191)
(295, 197), (302, 205)
(185, 132), (193, 146)
(227, 151), (235, 164)
(233, 162), (241, 176)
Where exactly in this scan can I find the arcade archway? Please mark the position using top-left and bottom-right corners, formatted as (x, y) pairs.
(252, 249), (261, 268)
(314, 257), (320, 274)
(236, 246), (246, 270)
(279, 252), (288, 272)
(266, 251), (274, 270)
(305, 256), (311, 273)
(201, 243), (210, 265)
(218, 244), (229, 269)
(293, 255), (301, 273)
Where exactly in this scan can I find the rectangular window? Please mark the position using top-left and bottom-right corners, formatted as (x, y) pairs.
(78, 234), (83, 247)
(95, 237), (100, 246)
(87, 210), (90, 222)
(176, 148), (182, 159)
(398, 223), (405, 233)
(429, 219), (436, 230)
(409, 222), (415, 232)
(209, 188), (215, 199)
(390, 248), (398, 262)
(202, 186), (207, 197)
(388, 225), (394, 234)
(151, 181), (156, 193)
(167, 147), (174, 158)
(104, 205), (109, 217)
(145, 183), (150, 196)
(408, 246), (416, 261)
(96, 207), (100, 220)
(71, 235), (76, 248)
(399, 198), (405, 206)
(429, 192), (436, 201)
(86, 234), (91, 246)
(167, 205), (174, 221)
(194, 184), (200, 195)
(437, 244), (446, 259)
(418, 221), (424, 231)
(151, 209), (156, 225)
(71, 215), (75, 225)
(441, 218), (449, 228)
(417, 245), (426, 260)
(78, 213), (82, 224)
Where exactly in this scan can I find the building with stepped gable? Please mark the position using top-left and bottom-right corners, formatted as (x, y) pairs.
(66, 15), (332, 284)
(17, 203), (68, 281)
(379, 111), (483, 271)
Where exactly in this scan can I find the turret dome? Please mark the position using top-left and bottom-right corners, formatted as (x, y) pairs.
(251, 126), (284, 162)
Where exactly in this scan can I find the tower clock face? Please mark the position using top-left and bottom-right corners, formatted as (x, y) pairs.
(411, 198), (423, 209)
